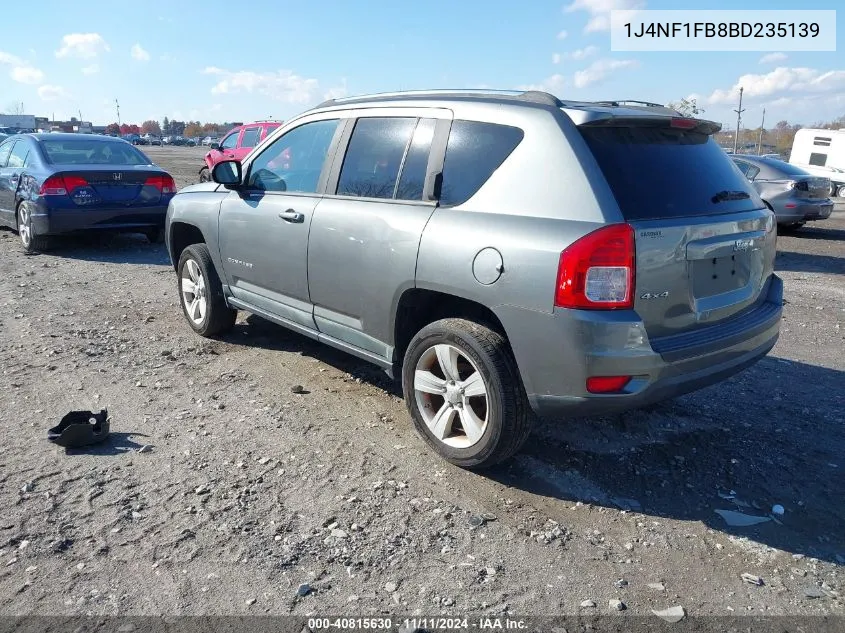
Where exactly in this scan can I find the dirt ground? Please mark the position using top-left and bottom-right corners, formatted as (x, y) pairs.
(1, 146), (844, 620)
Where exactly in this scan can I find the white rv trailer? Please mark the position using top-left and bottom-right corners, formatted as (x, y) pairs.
(789, 128), (845, 198)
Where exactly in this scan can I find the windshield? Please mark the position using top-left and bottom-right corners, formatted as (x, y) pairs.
(40, 139), (152, 165)
(580, 125), (762, 220)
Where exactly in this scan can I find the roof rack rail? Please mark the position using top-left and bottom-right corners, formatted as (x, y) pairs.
(315, 89), (563, 109)
(592, 99), (669, 108)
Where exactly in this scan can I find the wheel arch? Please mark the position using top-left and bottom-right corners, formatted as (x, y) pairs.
(168, 221), (207, 271)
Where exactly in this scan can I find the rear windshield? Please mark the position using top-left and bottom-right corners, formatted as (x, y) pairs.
(758, 157), (810, 176)
(40, 140), (152, 165)
(580, 125), (760, 220)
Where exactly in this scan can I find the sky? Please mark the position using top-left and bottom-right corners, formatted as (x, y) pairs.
(0, 0), (842, 129)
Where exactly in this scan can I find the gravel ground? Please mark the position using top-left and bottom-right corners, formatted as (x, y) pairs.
(1, 146), (843, 619)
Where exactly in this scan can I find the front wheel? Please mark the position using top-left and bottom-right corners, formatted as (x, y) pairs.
(401, 318), (532, 469)
(177, 244), (236, 337)
(837, 184), (845, 198)
(199, 167), (210, 183)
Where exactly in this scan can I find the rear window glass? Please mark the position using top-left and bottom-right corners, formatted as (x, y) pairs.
(580, 126), (760, 220)
(758, 158), (809, 176)
(41, 140), (151, 165)
(440, 121), (524, 207)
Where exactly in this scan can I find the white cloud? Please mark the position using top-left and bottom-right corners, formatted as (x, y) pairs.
(706, 66), (845, 105)
(322, 78), (348, 101)
(562, 45), (599, 61)
(573, 58), (639, 88)
(38, 85), (70, 101)
(131, 44), (150, 62)
(759, 52), (788, 64)
(203, 67), (342, 104)
(552, 53), (562, 64)
(56, 33), (109, 59)
(0, 50), (24, 66)
(81, 64), (99, 75)
(564, 0), (645, 33)
(557, 30), (569, 40)
(11, 66), (43, 84)
(518, 74), (567, 95)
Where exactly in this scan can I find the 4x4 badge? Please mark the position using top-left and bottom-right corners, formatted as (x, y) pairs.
(640, 291), (669, 300)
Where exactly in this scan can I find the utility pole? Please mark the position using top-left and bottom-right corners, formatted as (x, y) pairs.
(733, 86), (745, 155)
(115, 98), (121, 126)
(757, 108), (766, 155)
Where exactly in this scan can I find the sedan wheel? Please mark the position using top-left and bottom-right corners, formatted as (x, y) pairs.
(17, 202), (51, 253)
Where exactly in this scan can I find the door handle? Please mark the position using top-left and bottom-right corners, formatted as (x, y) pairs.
(278, 209), (304, 223)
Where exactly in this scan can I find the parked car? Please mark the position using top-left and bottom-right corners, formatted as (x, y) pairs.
(201, 136), (218, 147)
(199, 121), (281, 182)
(123, 134), (148, 146)
(143, 134), (162, 146)
(186, 138), (198, 147)
(731, 154), (833, 229)
(165, 89), (782, 468)
(0, 133), (176, 252)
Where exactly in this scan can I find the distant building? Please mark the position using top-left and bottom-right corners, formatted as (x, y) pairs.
(0, 114), (37, 130)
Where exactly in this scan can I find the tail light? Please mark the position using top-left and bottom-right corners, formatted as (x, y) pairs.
(555, 223), (635, 310)
(791, 180), (807, 191)
(144, 174), (176, 194)
(39, 175), (89, 196)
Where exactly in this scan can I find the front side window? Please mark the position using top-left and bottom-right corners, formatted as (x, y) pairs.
(240, 127), (261, 149)
(336, 118), (417, 199)
(221, 132), (239, 150)
(247, 119), (340, 194)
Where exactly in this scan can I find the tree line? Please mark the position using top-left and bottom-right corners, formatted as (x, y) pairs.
(102, 118), (237, 138)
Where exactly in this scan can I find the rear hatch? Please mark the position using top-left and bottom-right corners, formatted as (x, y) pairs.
(576, 115), (777, 341)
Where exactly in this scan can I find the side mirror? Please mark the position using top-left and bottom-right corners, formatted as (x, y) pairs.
(212, 160), (242, 187)
(210, 142), (220, 151)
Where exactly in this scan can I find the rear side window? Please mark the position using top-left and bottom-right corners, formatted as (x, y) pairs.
(337, 117), (417, 199)
(241, 127), (261, 148)
(809, 152), (827, 166)
(396, 119), (436, 201)
(7, 141), (29, 168)
(440, 121), (524, 207)
(0, 141), (13, 167)
(580, 126), (760, 221)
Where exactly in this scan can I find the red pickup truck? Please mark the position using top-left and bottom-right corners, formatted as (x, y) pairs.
(198, 121), (282, 182)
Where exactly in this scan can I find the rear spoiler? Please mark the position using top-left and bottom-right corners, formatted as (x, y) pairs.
(575, 115), (722, 136)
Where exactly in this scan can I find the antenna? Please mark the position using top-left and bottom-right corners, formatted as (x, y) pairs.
(733, 87), (745, 155)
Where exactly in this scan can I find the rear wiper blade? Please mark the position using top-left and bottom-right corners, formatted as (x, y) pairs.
(711, 190), (750, 203)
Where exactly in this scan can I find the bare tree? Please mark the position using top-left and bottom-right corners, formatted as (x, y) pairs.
(5, 101), (25, 115)
(666, 97), (705, 117)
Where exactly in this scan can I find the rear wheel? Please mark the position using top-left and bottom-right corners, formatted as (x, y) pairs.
(199, 167), (210, 183)
(17, 202), (52, 253)
(837, 184), (845, 198)
(401, 318), (532, 469)
(177, 244), (236, 337)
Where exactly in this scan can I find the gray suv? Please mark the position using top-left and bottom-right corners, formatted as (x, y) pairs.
(165, 89), (783, 469)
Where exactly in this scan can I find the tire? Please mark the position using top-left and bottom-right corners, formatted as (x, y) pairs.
(401, 318), (532, 469)
(17, 201), (52, 253)
(176, 244), (236, 337)
(199, 167), (211, 183)
(837, 184), (845, 199)
(144, 227), (165, 244)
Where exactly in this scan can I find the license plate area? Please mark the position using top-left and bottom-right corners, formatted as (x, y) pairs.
(692, 254), (751, 298)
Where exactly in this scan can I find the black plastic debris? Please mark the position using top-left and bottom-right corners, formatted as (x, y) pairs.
(48, 409), (110, 448)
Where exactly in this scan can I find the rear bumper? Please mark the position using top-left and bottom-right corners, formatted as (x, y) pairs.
(496, 275), (783, 420)
(775, 200), (833, 224)
(31, 204), (167, 236)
